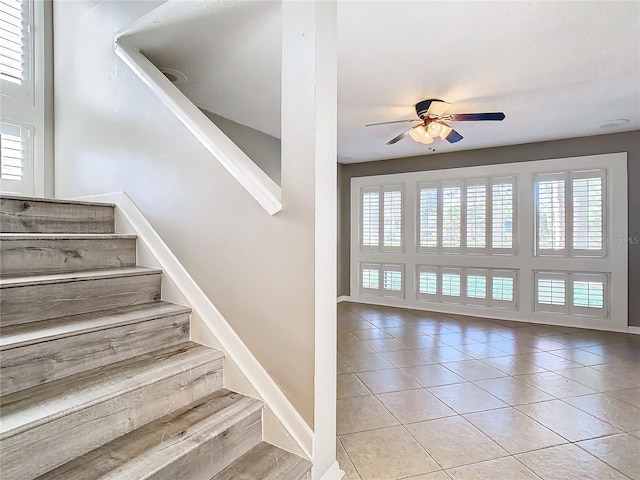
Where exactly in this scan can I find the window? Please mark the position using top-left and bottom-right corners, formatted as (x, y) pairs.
(535, 170), (605, 257)
(415, 266), (518, 310)
(0, 120), (32, 193)
(360, 186), (403, 252)
(534, 271), (608, 318)
(351, 153), (626, 328)
(418, 177), (515, 254)
(466, 182), (487, 250)
(360, 263), (404, 298)
(491, 179), (514, 251)
(1, 0), (32, 100)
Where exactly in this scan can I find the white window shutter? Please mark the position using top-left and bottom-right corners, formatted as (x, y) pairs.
(382, 187), (402, 251)
(441, 183), (462, 250)
(361, 188), (380, 250)
(466, 182), (487, 250)
(418, 184), (439, 251)
(0, 0), (32, 99)
(0, 120), (33, 194)
(572, 171), (605, 256)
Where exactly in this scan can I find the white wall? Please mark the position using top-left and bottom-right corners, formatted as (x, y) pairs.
(201, 109), (281, 185)
(53, 0), (318, 427)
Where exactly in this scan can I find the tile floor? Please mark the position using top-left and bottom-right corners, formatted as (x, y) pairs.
(336, 302), (640, 480)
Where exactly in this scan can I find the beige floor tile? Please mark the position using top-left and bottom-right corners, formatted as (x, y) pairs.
(429, 332), (481, 347)
(336, 438), (361, 480)
(516, 443), (629, 480)
(578, 433), (640, 480)
(516, 352), (583, 371)
(444, 359), (509, 382)
(480, 355), (547, 376)
(402, 472), (451, 480)
(338, 317), (377, 331)
(416, 324), (458, 335)
(516, 399), (622, 442)
(381, 326), (425, 339)
(420, 346), (474, 363)
(338, 340), (376, 358)
(338, 373), (371, 399)
(340, 352), (395, 373)
(564, 393), (640, 431)
(377, 388), (456, 424)
(356, 368), (422, 394)
(485, 340), (541, 355)
(474, 376), (554, 405)
(464, 407), (567, 454)
(401, 364), (466, 388)
(337, 359), (351, 374)
(453, 343), (510, 359)
(406, 416), (508, 469)
(397, 335), (444, 349)
(365, 317), (406, 329)
(630, 429), (640, 439)
(381, 350), (436, 367)
(351, 328), (393, 341)
(446, 456), (540, 480)
(428, 383), (507, 414)
(340, 426), (440, 480)
(549, 348), (609, 366)
(363, 337), (413, 353)
(591, 362), (640, 388)
(605, 388), (640, 409)
(555, 366), (623, 392)
(337, 395), (398, 435)
(463, 330), (513, 343)
(516, 371), (597, 398)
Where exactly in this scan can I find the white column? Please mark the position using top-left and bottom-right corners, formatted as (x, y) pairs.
(282, 1), (341, 479)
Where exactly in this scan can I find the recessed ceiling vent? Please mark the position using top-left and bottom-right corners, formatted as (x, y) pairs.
(596, 119), (629, 130)
(158, 66), (188, 87)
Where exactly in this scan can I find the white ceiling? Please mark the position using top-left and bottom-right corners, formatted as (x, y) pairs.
(129, 0), (640, 164)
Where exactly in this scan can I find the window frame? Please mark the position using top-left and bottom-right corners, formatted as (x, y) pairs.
(0, 0), (34, 101)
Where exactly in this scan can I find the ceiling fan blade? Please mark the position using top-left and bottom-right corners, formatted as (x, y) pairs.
(449, 112), (505, 121)
(386, 126), (414, 145)
(365, 119), (419, 127)
(445, 128), (464, 143)
(415, 99), (450, 118)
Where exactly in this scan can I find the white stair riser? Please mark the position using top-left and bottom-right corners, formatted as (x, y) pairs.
(1, 313), (190, 396)
(0, 198), (114, 234)
(0, 359), (223, 480)
(0, 237), (137, 276)
(0, 273), (162, 326)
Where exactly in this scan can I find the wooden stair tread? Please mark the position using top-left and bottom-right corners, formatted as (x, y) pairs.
(0, 266), (161, 288)
(211, 442), (312, 480)
(0, 342), (224, 439)
(0, 302), (191, 351)
(0, 233), (136, 240)
(36, 390), (263, 480)
(0, 195), (115, 208)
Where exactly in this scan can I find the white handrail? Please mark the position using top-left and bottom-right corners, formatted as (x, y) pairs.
(114, 40), (282, 216)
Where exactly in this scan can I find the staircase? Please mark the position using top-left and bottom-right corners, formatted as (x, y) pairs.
(0, 195), (311, 480)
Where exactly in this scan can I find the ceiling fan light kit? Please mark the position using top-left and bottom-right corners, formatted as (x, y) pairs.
(367, 98), (506, 147)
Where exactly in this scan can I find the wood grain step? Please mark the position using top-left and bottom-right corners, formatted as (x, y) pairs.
(0, 267), (162, 326)
(211, 442), (312, 480)
(0, 196), (115, 234)
(36, 390), (263, 480)
(0, 343), (225, 480)
(0, 302), (191, 396)
(0, 233), (137, 277)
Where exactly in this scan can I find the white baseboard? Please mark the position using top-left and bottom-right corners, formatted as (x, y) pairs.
(71, 192), (313, 458)
(316, 461), (345, 480)
(336, 296), (350, 303)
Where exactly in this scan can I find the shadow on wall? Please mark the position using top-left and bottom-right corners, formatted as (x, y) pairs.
(200, 109), (281, 186)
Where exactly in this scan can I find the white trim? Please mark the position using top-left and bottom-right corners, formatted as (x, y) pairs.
(112, 40), (282, 216)
(336, 296), (350, 303)
(317, 461), (345, 480)
(71, 192), (312, 459)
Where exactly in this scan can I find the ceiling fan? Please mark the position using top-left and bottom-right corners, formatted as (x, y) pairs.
(366, 99), (505, 145)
